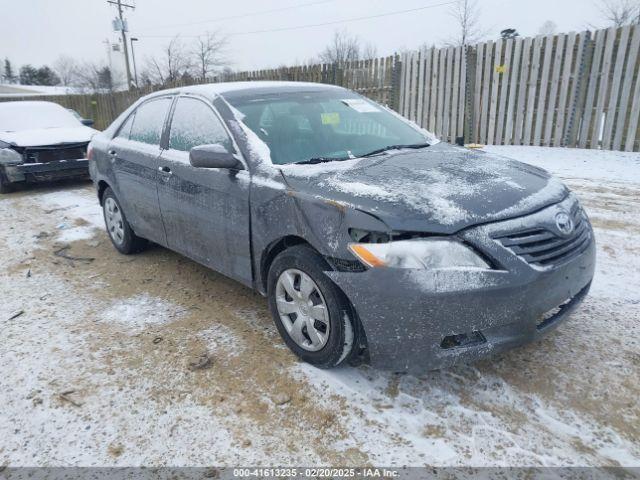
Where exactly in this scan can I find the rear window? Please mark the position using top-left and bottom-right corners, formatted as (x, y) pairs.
(129, 98), (172, 146)
(0, 102), (82, 132)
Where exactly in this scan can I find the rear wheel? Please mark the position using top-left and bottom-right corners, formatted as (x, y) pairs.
(102, 187), (147, 254)
(267, 245), (355, 368)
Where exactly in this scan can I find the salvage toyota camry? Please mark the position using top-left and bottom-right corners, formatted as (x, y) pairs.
(88, 82), (595, 373)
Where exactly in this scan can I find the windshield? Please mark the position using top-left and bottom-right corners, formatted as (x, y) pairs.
(227, 90), (432, 165)
(0, 102), (82, 132)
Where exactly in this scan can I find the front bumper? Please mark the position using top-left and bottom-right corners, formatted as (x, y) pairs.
(3, 159), (89, 183)
(327, 196), (596, 373)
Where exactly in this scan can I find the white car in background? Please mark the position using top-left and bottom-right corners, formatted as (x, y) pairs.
(0, 101), (98, 193)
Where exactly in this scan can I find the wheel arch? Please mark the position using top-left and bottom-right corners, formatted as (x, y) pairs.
(97, 180), (111, 206)
(260, 235), (311, 294)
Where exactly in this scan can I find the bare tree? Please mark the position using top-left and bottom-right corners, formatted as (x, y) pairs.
(362, 43), (379, 61)
(52, 55), (79, 86)
(72, 61), (123, 93)
(447, 0), (484, 46)
(596, 0), (640, 27)
(319, 29), (361, 66)
(193, 31), (228, 81)
(144, 36), (193, 85)
(538, 20), (558, 35)
(72, 62), (102, 92)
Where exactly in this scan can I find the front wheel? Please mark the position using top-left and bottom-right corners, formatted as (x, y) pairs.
(267, 245), (356, 368)
(102, 187), (147, 254)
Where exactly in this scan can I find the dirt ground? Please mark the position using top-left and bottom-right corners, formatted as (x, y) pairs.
(1, 149), (639, 467)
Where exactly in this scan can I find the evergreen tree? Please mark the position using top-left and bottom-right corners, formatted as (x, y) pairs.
(3, 58), (15, 84)
(19, 65), (39, 85)
(19, 65), (61, 86)
(34, 66), (61, 86)
(500, 28), (519, 40)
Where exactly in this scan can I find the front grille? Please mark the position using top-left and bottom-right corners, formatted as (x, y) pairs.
(493, 203), (592, 268)
(23, 144), (87, 164)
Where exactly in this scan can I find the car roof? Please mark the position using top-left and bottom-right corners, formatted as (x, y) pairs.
(146, 81), (344, 101)
(0, 100), (64, 109)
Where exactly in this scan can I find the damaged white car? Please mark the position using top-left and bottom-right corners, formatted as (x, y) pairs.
(0, 101), (97, 193)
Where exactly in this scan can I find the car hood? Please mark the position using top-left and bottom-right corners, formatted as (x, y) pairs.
(0, 126), (98, 147)
(279, 143), (568, 234)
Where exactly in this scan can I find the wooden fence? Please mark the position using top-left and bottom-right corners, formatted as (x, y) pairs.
(399, 24), (640, 151)
(3, 25), (640, 151)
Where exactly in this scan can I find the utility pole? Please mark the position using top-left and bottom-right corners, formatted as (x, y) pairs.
(130, 37), (139, 88)
(107, 0), (135, 89)
(103, 39), (113, 72)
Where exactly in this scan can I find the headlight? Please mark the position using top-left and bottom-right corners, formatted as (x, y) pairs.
(349, 238), (491, 270)
(0, 148), (23, 166)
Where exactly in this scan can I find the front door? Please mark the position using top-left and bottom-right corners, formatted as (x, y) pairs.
(156, 96), (252, 286)
(107, 97), (172, 244)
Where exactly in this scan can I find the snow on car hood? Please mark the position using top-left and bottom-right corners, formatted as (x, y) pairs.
(0, 126), (98, 147)
(280, 143), (568, 234)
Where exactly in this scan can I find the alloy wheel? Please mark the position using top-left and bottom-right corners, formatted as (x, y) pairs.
(104, 197), (125, 246)
(275, 268), (330, 351)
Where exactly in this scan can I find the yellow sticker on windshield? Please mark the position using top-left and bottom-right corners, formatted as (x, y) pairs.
(321, 112), (340, 125)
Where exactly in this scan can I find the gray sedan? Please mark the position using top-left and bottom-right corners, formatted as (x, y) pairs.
(87, 82), (595, 373)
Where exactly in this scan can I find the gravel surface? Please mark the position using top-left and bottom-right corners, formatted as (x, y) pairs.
(0, 147), (638, 467)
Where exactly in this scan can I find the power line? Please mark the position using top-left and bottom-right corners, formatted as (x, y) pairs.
(137, 1), (457, 39)
(137, 0), (334, 32)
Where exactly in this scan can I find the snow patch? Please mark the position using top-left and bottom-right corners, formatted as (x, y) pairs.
(251, 175), (286, 190)
(279, 158), (364, 178)
(198, 323), (245, 357)
(40, 189), (103, 228)
(100, 294), (185, 333)
(325, 180), (392, 199)
(495, 176), (567, 218)
(482, 145), (640, 185)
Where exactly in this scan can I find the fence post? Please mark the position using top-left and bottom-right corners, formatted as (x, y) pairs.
(564, 31), (593, 147)
(390, 54), (402, 112)
(462, 45), (477, 146)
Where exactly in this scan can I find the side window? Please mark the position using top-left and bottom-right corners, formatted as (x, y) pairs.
(169, 97), (233, 152)
(129, 98), (172, 146)
(116, 112), (135, 140)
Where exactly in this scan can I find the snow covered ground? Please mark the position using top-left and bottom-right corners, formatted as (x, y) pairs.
(0, 147), (638, 468)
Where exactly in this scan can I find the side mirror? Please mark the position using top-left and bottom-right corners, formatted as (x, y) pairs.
(189, 144), (242, 169)
(81, 118), (95, 127)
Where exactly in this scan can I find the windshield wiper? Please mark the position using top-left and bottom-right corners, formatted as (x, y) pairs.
(360, 142), (431, 158)
(294, 156), (349, 165)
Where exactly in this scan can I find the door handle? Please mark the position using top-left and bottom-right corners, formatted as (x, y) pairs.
(158, 166), (172, 175)
(108, 150), (117, 157)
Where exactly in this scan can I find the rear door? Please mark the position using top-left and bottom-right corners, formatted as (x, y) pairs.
(107, 97), (172, 244)
(156, 95), (252, 286)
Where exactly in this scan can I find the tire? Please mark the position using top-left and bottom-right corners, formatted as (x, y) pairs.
(0, 170), (15, 194)
(267, 244), (356, 368)
(102, 187), (147, 254)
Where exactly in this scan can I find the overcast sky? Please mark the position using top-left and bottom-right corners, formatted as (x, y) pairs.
(2, 0), (607, 75)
